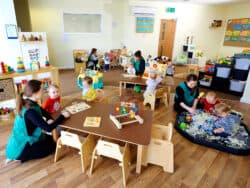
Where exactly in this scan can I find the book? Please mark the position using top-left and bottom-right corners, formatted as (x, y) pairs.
(65, 102), (90, 114)
(83, 117), (101, 127)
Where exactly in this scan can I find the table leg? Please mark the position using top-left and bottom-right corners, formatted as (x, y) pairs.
(136, 145), (143, 174)
(167, 86), (171, 106)
(119, 81), (122, 96)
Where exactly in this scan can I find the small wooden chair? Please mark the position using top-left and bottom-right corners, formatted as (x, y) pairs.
(89, 139), (131, 187)
(143, 88), (168, 110)
(54, 131), (96, 173)
(142, 123), (174, 173)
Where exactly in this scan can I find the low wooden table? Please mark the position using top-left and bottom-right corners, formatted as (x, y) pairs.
(119, 76), (175, 97)
(58, 102), (153, 174)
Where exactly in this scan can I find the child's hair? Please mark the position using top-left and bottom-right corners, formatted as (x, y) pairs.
(90, 48), (97, 54)
(215, 103), (231, 115)
(48, 84), (59, 90)
(83, 76), (93, 85)
(16, 80), (42, 116)
(186, 74), (198, 82)
(206, 91), (216, 99)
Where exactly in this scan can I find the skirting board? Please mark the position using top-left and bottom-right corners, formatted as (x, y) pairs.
(240, 97), (250, 104)
(58, 65), (74, 70)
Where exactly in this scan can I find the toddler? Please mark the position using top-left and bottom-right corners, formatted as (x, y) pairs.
(166, 59), (174, 76)
(103, 53), (110, 72)
(143, 72), (163, 98)
(200, 91), (220, 113)
(127, 63), (136, 75)
(82, 76), (97, 102)
(213, 103), (241, 137)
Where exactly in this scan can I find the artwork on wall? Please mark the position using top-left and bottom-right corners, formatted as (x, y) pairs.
(136, 17), (154, 33)
(223, 18), (250, 47)
(5, 24), (18, 39)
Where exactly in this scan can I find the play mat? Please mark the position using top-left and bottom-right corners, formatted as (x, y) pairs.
(175, 110), (250, 155)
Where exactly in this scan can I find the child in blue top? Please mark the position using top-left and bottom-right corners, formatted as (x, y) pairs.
(103, 53), (110, 72)
(213, 103), (241, 137)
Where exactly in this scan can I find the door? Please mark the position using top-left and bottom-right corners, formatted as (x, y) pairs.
(158, 19), (176, 59)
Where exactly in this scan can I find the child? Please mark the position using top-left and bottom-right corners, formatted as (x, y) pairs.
(143, 72), (163, 98)
(42, 84), (61, 141)
(103, 53), (110, 72)
(213, 103), (241, 137)
(166, 59), (174, 76)
(42, 84), (60, 114)
(82, 76), (97, 102)
(87, 48), (98, 70)
(200, 91), (220, 113)
(127, 63), (136, 75)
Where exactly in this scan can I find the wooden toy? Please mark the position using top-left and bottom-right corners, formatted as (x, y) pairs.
(0, 62), (14, 74)
(65, 102), (90, 114)
(16, 57), (25, 73)
(110, 97), (143, 129)
(44, 56), (50, 67)
(142, 123), (174, 173)
(54, 131), (96, 173)
(143, 88), (168, 110)
(89, 139), (131, 187)
(143, 60), (167, 79)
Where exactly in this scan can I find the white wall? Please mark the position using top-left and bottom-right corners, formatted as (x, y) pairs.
(218, 2), (250, 57)
(0, 0), (22, 69)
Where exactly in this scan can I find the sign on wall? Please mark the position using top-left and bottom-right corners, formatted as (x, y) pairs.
(223, 18), (250, 47)
(136, 17), (154, 33)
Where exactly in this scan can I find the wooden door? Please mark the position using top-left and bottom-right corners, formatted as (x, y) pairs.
(158, 19), (176, 59)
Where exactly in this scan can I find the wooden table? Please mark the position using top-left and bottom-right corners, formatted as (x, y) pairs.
(59, 102), (153, 174)
(119, 75), (175, 97)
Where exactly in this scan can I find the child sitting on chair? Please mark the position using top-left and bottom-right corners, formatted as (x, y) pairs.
(127, 63), (136, 75)
(143, 72), (163, 98)
(82, 76), (97, 102)
(42, 84), (61, 141)
(200, 91), (220, 113)
(213, 103), (241, 137)
(103, 53), (110, 72)
(166, 59), (174, 76)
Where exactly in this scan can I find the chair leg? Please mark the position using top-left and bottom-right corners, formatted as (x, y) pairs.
(163, 143), (174, 173)
(122, 143), (130, 187)
(54, 138), (62, 163)
(81, 135), (96, 173)
(89, 148), (97, 176)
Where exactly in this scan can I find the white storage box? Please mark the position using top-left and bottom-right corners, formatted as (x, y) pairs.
(234, 58), (250, 70)
(229, 80), (246, 92)
(216, 67), (231, 78)
(199, 80), (212, 87)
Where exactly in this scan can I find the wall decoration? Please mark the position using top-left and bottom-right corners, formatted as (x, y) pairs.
(223, 18), (250, 47)
(136, 17), (154, 33)
(0, 78), (15, 101)
(5, 24), (18, 39)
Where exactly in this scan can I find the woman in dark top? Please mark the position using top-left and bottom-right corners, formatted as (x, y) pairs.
(130, 50), (145, 76)
(174, 74), (199, 114)
(6, 80), (70, 162)
(87, 48), (98, 70)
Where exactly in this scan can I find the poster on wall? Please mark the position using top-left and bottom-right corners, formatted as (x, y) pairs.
(136, 17), (154, 33)
(223, 18), (250, 47)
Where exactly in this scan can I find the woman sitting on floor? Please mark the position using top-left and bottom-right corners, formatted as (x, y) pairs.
(5, 80), (70, 163)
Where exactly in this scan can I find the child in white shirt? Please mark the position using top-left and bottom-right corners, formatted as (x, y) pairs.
(127, 63), (136, 75)
(103, 53), (110, 72)
(143, 72), (163, 98)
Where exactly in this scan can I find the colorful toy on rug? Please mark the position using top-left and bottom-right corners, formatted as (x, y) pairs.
(0, 62), (14, 74)
(77, 69), (103, 89)
(175, 110), (250, 155)
(44, 56), (50, 67)
(143, 60), (167, 79)
(110, 96), (143, 129)
(16, 57), (25, 73)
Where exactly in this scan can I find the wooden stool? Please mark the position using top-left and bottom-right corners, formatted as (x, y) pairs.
(143, 88), (168, 110)
(89, 139), (131, 187)
(142, 123), (174, 173)
(54, 131), (96, 173)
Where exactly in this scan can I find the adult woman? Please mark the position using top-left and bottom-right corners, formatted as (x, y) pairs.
(130, 50), (145, 76)
(6, 80), (70, 162)
(87, 48), (98, 70)
(174, 74), (199, 114)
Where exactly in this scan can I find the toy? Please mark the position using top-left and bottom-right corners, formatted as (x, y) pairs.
(180, 122), (187, 130)
(30, 61), (40, 71)
(77, 70), (103, 90)
(16, 57), (25, 73)
(110, 96), (143, 129)
(134, 85), (141, 93)
(0, 107), (14, 121)
(41, 78), (52, 91)
(0, 62), (14, 74)
(143, 60), (167, 79)
(198, 92), (205, 99)
(186, 114), (192, 122)
(44, 56), (50, 67)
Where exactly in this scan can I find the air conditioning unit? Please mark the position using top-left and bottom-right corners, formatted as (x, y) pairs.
(131, 6), (156, 16)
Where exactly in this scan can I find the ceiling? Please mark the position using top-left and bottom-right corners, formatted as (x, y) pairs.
(142, 0), (250, 4)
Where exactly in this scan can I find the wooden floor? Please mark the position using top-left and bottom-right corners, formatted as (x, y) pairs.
(0, 67), (250, 188)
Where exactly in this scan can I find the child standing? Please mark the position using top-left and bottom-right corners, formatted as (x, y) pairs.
(166, 59), (174, 76)
(103, 53), (110, 72)
(42, 84), (61, 141)
(82, 76), (97, 102)
(143, 72), (163, 98)
(213, 103), (241, 137)
(200, 91), (220, 113)
(87, 48), (98, 70)
(127, 63), (136, 75)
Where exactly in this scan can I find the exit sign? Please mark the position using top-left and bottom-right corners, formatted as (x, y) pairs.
(166, 7), (175, 13)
